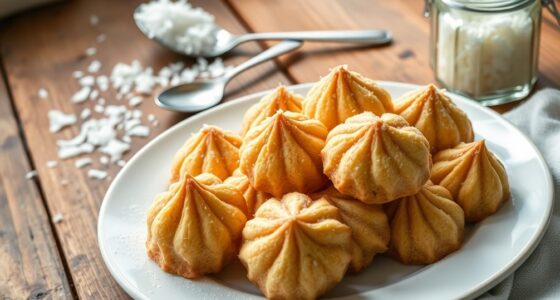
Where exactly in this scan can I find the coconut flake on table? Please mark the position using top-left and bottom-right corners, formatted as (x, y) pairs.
(128, 96), (143, 107)
(97, 98), (106, 106)
(100, 156), (110, 165)
(94, 104), (105, 113)
(88, 169), (107, 180)
(80, 108), (91, 119)
(58, 143), (95, 159)
(25, 170), (38, 179)
(89, 89), (100, 101)
(73, 71), (84, 78)
(88, 60), (102, 73)
(38, 88), (49, 99)
(127, 125), (150, 138)
(85, 47), (97, 56)
(49, 110), (77, 133)
(71, 86), (91, 103)
(90, 14), (99, 26)
(97, 75), (109, 91)
(75, 157), (92, 168)
(96, 34), (107, 43)
(117, 160), (126, 167)
(52, 213), (64, 224)
(79, 76), (95, 86)
(46, 160), (58, 168)
(134, 0), (218, 56)
(100, 139), (130, 161)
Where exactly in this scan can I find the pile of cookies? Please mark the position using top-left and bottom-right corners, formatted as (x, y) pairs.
(145, 65), (510, 299)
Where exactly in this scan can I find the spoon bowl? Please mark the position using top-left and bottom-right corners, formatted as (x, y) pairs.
(156, 40), (303, 112)
(156, 79), (227, 112)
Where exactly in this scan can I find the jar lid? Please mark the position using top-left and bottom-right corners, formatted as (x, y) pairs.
(441, 0), (534, 13)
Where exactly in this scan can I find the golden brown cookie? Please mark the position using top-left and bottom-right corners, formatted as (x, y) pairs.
(224, 168), (272, 217)
(241, 85), (303, 136)
(170, 125), (241, 182)
(240, 110), (328, 197)
(322, 112), (432, 204)
(386, 183), (464, 265)
(146, 173), (247, 278)
(239, 192), (352, 300)
(303, 65), (393, 130)
(312, 187), (390, 272)
(393, 84), (474, 153)
(431, 140), (510, 222)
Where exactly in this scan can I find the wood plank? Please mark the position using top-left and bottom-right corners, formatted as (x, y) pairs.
(227, 0), (560, 94)
(0, 0), (291, 298)
(0, 67), (72, 297)
(226, 0), (434, 84)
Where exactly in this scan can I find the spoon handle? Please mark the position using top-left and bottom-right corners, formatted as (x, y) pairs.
(236, 30), (392, 45)
(225, 40), (303, 81)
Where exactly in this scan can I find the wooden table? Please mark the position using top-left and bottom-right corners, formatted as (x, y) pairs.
(0, 0), (558, 298)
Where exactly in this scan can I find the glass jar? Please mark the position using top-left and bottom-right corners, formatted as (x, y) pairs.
(427, 0), (543, 106)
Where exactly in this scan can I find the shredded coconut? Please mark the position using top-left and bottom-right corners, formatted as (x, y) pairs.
(58, 143), (94, 159)
(89, 89), (100, 101)
(38, 88), (49, 99)
(81, 108), (91, 120)
(85, 47), (97, 56)
(88, 169), (108, 180)
(73, 71), (84, 78)
(79, 76), (95, 86)
(127, 125), (150, 137)
(25, 170), (38, 179)
(46, 160), (58, 168)
(52, 213), (64, 224)
(128, 96), (143, 107)
(100, 156), (110, 165)
(88, 60), (102, 73)
(90, 14), (99, 26)
(134, 0), (218, 56)
(75, 157), (92, 168)
(97, 34), (107, 43)
(49, 110), (77, 133)
(71, 86), (91, 103)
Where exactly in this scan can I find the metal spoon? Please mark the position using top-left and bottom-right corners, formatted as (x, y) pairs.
(134, 6), (391, 57)
(156, 40), (302, 113)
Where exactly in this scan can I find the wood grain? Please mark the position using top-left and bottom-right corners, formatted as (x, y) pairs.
(0, 67), (72, 298)
(227, 0), (560, 104)
(0, 0), (290, 298)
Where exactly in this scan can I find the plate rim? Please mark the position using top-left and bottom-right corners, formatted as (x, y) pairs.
(98, 81), (554, 300)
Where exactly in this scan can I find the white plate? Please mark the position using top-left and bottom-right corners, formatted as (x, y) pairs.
(98, 82), (553, 300)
